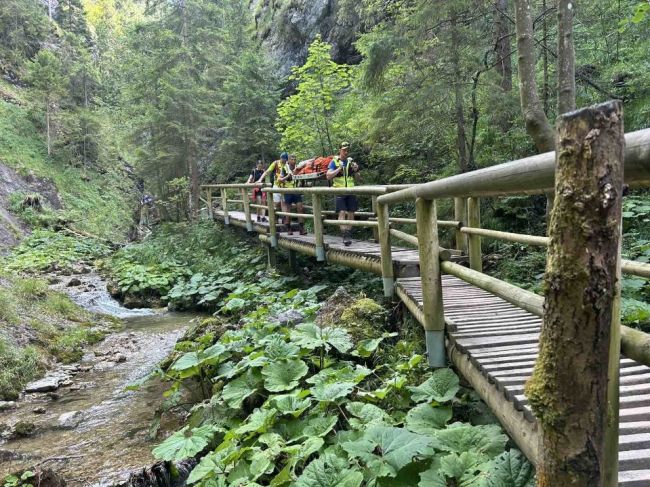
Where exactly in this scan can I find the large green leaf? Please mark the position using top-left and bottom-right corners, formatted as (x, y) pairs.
(433, 423), (508, 459)
(265, 335), (301, 360)
(310, 381), (355, 402)
(271, 392), (312, 417)
(306, 364), (371, 386)
(342, 426), (434, 476)
(303, 415), (339, 438)
(407, 368), (460, 403)
(439, 451), (491, 486)
(262, 359), (309, 392)
(405, 404), (452, 434)
(480, 449), (536, 487)
(152, 424), (216, 461)
(235, 408), (278, 435)
(294, 452), (363, 487)
(221, 369), (262, 408)
(170, 351), (200, 378)
(345, 401), (394, 429)
(291, 323), (354, 353)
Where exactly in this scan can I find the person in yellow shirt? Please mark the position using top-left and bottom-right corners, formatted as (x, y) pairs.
(279, 154), (306, 235)
(257, 152), (290, 228)
(326, 142), (359, 245)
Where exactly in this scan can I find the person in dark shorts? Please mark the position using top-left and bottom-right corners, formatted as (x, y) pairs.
(247, 160), (267, 222)
(326, 142), (359, 246)
(279, 154), (307, 235)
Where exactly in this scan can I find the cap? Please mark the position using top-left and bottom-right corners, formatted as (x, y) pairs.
(280, 152), (289, 160)
(340, 142), (350, 150)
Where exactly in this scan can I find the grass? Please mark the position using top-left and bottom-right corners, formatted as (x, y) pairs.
(0, 338), (42, 400)
(50, 325), (106, 363)
(0, 99), (135, 241)
(0, 272), (111, 398)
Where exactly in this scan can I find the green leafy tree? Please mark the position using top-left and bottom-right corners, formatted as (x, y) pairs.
(277, 36), (352, 157)
(26, 49), (67, 156)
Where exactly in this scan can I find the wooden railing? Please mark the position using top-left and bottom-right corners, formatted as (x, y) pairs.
(201, 127), (650, 371)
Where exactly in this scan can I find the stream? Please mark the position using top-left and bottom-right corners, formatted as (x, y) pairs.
(0, 272), (201, 486)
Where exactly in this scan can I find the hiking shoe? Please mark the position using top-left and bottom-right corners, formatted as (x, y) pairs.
(261, 217), (268, 222)
(299, 224), (307, 235)
(343, 230), (352, 246)
(256, 216), (261, 222)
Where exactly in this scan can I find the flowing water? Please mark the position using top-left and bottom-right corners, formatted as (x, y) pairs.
(0, 273), (201, 486)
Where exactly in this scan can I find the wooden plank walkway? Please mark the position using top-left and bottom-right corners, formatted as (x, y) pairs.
(216, 210), (421, 276)
(214, 209), (650, 485)
(397, 276), (650, 486)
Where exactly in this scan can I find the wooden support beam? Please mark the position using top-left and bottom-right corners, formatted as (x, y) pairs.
(312, 194), (326, 262)
(454, 197), (467, 252)
(220, 188), (229, 225)
(288, 249), (298, 271)
(276, 211), (314, 219)
(206, 188), (213, 219)
(467, 197), (482, 272)
(415, 198), (445, 367)
(266, 191), (277, 247)
(267, 243), (277, 268)
(371, 196), (379, 242)
(461, 227), (549, 247)
(622, 259), (650, 278)
(240, 188), (253, 232)
(376, 202), (394, 297)
(322, 219), (378, 228)
(525, 100), (624, 486)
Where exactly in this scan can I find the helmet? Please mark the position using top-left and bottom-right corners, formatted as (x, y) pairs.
(280, 152), (289, 160)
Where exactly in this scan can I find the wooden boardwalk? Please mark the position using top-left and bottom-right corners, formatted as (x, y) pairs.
(214, 209), (650, 486)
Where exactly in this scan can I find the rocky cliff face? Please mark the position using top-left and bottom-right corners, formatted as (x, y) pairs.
(251, 0), (361, 74)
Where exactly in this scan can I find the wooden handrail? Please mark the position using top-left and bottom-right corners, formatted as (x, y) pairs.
(377, 128), (650, 204)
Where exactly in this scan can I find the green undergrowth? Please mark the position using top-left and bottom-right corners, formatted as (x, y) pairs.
(102, 222), (269, 310)
(0, 271), (116, 399)
(3, 229), (111, 273)
(488, 193), (650, 330)
(0, 100), (135, 240)
(149, 270), (534, 486)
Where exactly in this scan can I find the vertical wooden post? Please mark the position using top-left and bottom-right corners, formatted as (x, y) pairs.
(467, 197), (482, 272)
(454, 197), (467, 252)
(312, 194), (325, 262)
(371, 195), (379, 242)
(524, 101), (624, 486)
(266, 190), (277, 247)
(376, 201), (394, 298)
(288, 249), (298, 270)
(206, 188), (213, 220)
(415, 197), (445, 367)
(221, 188), (229, 225)
(267, 244), (277, 269)
(241, 188), (253, 232)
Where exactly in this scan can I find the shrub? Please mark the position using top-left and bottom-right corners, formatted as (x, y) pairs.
(0, 338), (42, 400)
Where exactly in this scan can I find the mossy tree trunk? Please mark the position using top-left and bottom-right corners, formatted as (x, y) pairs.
(525, 100), (624, 486)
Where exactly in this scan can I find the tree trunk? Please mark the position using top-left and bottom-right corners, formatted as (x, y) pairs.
(525, 100), (624, 486)
(450, 14), (469, 173)
(514, 0), (555, 152)
(557, 0), (576, 114)
(542, 0), (550, 116)
(46, 101), (51, 156)
(493, 0), (512, 92)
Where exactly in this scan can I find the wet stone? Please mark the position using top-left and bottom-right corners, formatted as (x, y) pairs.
(0, 401), (17, 411)
(58, 410), (83, 429)
(67, 277), (82, 287)
(25, 376), (61, 393)
(274, 309), (305, 327)
(32, 407), (47, 414)
(112, 353), (127, 363)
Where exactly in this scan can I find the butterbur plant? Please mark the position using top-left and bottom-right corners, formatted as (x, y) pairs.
(153, 286), (535, 486)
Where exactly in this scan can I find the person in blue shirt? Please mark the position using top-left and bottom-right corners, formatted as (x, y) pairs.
(326, 142), (359, 246)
